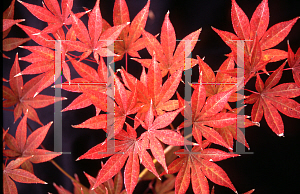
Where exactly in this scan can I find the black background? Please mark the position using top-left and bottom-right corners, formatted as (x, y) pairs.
(2, 0), (300, 193)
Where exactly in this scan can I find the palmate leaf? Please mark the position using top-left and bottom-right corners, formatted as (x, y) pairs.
(63, 0), (129, 62)
(3, 156), (47, 194)
(162, 145), (239, 194)
(3, 111), (61, 174)
(72, 67), (141, 137)
(2, 1), (30, 58)
(133, 12), (201, 77)
(17, 0), (87, 35)
(177, 74), (236, 150)
(120, 54), (182, 128)
(213, 0), (299, 82)
(3, 53), (66, 125)
(245, 62), (300, 136)
(78, 124), (159, 194)
(112, 0), (150, 62)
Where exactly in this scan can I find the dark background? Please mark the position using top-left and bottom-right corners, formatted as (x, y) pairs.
(3, 0), (300, 193)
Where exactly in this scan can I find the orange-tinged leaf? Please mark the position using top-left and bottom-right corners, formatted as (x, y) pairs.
(231, 0), (250, 40)
(128, 0), (150, 44)
(6, 168), (47, 184)
(260, 17), (299, 50)
(93, 153), (129, 190)
(249, 0), (269, 40)
(18, 0), (57, 23)
(200, 89), (233, 118)
(175, 158), (190, 194)
(201, 160), (237, 192)
(261, 98), (284, 136)
(17, 24), (55, 49)
(190, 160), (209, 194)
(124, 152), (139, 194)
(161, 11), (176, 63)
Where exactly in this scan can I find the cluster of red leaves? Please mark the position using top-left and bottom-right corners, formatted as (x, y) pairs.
(2, 0), (300, 194)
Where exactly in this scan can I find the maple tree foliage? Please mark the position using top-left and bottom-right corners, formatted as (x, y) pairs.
(2, 0), (300, 194)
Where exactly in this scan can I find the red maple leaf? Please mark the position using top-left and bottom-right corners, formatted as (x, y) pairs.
(177, 74), (236, 150)
(3, 53), (66, 125)
(133, 11), (201, 77)
(197, 55), (242, 110)
(3, 111), (61, 174)
(72, 69), (141, 137)
(287, 41), (300, 86)
(212, 0), (299, 82)
(17, 0), (86, 35)
(60, 56), (108, 115)
(245, 62), (300, 136)
(77, 123), (159, 194)
(214, 106), (257, 150)
(3, 156), (47, 194)
(162, 144), (239, 194)
(3, 0), (30, 59)
(63, 0), (129, 62)
(112, 0), (150, 63)
(120, 54), (183, 129)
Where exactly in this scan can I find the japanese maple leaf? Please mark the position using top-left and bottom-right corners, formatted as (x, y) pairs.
(197, 55), (242, 110)
(212, 0), (299, 82)
(133, 12), (201, 77)
(17, 0), (86, 34)
(16, 24), (77, 95)
(77, 123), (160, 194)
(162, 144), (239, 194)
(177, 75), (236, 150)
(3, 0), (30, 59)
(287, 41), (300, 86)
(135, 103), (190, 174)
(214, 106), (257, 150)
(3, 156), (47, 194)
(60, 56), (109, 115)
(72, 71), (141, 137)
(3, 53), (66, 125)
(63, 0), (129, 62)
(120, 55), (183, 128)
(3, 111), (61, 174)
(112, 0), (150, 62)
(245, 62), (300, 136)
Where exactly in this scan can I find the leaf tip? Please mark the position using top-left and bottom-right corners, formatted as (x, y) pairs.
(278, 133), (284, 137)
(126, 22), (131, 25)
(14, 72), (22, 77)
(33, 92), (39, 98)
